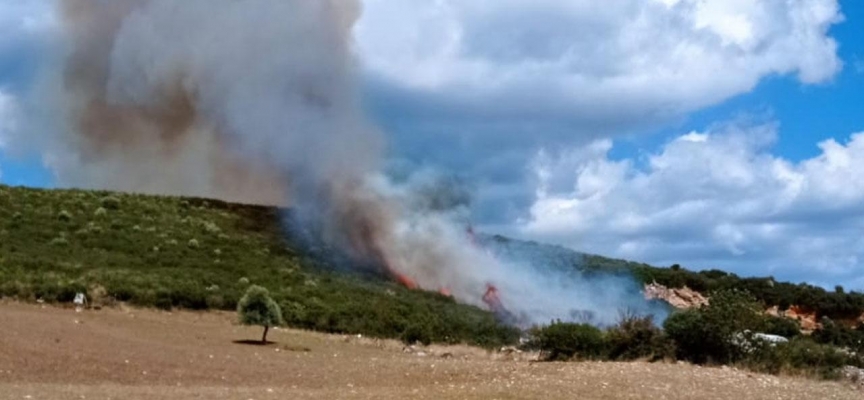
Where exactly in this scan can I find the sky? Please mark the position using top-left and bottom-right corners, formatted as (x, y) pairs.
(0, 0), (862, 289)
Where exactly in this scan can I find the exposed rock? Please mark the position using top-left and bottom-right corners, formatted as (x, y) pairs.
(766, 305), (825, 333)
(784, 306), (821, 333)
(643, 282), (709, 309)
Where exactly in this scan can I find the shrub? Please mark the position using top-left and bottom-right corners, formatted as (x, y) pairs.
(93, 207), (107, 217)
(50, 237), (69, 247)
(606, 313), (670, 361)
(664, 290), (764, 364)
(531, 321), (606, 361)
(203, 221), (222, 234)
(812, 317), (864, 353)
(57, 210), (72, 222)
(744, 337), (854, 378)
(663, 309), (711, 363)
(760, 316), (800, 338)
(238, 285), (283, 343)
(100, 196), (121, 210)
(187, 239), (200, 249)
(401, 323), (433, 346)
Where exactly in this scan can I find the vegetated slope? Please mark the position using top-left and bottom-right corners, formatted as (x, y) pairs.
(483, 234), (864, 325)
(3, 184), (862, 342)
(0, 184), (518, 347)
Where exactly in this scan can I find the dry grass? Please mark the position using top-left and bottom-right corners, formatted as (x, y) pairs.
(0, 302), (860, 400)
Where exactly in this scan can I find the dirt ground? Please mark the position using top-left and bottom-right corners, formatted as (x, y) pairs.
(0, 302), (860, 400)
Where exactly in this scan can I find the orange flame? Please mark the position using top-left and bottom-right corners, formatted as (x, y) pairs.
(482, 284), (505, 313)
(394, 271), (418, 290)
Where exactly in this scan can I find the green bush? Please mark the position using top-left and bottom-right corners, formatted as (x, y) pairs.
(760, 315), (801, 338)
(812, 317), (864, 353)
(57, 210), (72, 222)
(531, 321), (606, 361)
(663, 309), (711, 362)
(401, 323), (433, 346)
(744, 337), (855, 379)
(100, 196), (121, 210)
(664, 290), (763, 364)
(606, 313), (671, 361)
(50, 237), (70, 247)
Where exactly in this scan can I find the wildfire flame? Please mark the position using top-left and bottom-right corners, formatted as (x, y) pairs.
(380, 223), (517, 324)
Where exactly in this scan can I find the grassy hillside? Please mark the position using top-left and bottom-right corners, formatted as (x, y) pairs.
(0, 184), (518, 347)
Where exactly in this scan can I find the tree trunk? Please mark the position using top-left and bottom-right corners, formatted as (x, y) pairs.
(262, 326), (270, 344)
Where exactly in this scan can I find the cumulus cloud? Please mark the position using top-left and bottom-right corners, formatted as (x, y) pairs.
(519, 121), (864, 289)
(0, 90), (18, 180)
(359, 0), (842, 120)
(0, 1), (56, 85)
(358, 0), (844, 221)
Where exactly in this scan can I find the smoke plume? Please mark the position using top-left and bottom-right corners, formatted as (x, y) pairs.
(19, 0), (665, 327)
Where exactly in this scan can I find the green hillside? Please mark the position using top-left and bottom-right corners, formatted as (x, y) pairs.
(0, 184), (518, 347)
(2, 183), (862, 348)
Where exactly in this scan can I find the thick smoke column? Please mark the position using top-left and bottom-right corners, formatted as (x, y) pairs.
(25, 0), (664, 327)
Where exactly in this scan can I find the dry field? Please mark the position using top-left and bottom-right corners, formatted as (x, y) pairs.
(0, 302), (860, 400)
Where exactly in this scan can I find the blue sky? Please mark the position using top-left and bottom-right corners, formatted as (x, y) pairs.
(611, 0), (864, 163)
(1, 0), (863, 289)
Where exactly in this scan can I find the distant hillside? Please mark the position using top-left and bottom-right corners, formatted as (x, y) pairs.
(480, 234), (864, 324)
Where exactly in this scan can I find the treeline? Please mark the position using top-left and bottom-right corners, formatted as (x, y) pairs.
(582, 255), (864, 322)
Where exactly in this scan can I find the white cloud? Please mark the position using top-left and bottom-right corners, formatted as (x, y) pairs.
(0, 90), (18, 180)
(519, 122), (864, 289)
(357, 0), (843, 121)
(0, 0), (56, 49)
(356, 0), (845, 224)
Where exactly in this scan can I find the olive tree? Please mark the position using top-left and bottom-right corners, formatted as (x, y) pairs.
(237, 285), (283, 343)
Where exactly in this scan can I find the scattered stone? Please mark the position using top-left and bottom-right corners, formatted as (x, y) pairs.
(842, 366), (864, 388)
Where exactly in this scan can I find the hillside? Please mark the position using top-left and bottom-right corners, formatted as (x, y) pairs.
(0, 184), (518, 347)
(3, 183), (863, 341)
(482, 234), (864, 325)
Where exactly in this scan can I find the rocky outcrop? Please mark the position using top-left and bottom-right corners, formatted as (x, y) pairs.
(765, 305), (822, 333)
(774, 306), (821, 333)
(644, 283), (709, 309)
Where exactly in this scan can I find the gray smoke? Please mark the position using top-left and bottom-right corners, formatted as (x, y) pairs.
(14, 0), (665, 327)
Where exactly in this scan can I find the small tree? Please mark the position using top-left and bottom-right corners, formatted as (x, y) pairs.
(237, 285), (283, 343)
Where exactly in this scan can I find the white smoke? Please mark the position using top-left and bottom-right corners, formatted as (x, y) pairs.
(15, 0), (664, 327)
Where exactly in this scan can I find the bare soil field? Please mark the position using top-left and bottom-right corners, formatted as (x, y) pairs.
(0, 302), (860, 400)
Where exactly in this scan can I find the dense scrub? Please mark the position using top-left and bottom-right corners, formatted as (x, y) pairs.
(529, 290), (864, 379)
(0, 185), (518, 347)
